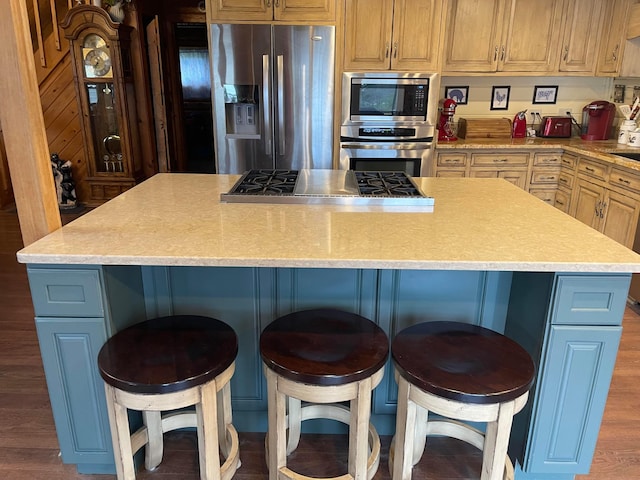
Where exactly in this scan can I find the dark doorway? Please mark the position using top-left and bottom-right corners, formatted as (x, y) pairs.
(175, 23), (215, 173)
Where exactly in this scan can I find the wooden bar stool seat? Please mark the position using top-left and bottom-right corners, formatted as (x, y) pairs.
(260, 308), (389, 480)
(390, 321), (535, 480)
(97, 315), (241, 480)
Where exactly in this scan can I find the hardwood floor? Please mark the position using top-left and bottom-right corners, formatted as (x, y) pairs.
(1, 206), (638, 479)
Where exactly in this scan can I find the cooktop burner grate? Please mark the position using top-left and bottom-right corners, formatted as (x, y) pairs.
(230, 169), (299, 195)
(354, 171), (422, 197)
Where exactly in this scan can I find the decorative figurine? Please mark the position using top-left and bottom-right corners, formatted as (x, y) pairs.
(50, 153), (77, 209)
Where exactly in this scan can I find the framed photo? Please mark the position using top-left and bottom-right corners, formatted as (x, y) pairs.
(445, 86), (468, 105)
(490, 86), (510, 110)
(533, 85), (558, 104)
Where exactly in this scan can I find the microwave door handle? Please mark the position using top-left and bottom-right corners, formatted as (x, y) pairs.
(263, 54), (272, 154)
(277, 55), (285, 155)
(341, 143), (432, 150)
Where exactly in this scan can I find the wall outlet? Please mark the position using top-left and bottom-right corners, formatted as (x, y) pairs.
(560, 107), (573, 115)
(530, 110), (541, 118)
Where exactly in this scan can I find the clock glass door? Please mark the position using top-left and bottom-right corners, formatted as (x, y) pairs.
(86, 83), (122, 173)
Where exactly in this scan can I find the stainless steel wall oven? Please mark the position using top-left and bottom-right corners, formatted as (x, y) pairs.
(340, 72), (440, 177)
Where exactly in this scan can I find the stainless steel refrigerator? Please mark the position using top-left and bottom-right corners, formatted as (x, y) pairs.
(210, 24), (335, 174)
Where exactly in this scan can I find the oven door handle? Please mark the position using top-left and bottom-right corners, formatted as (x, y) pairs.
(340, 143), (432, 150)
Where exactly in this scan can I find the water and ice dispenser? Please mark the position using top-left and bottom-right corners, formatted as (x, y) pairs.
(223, 84), (259, 137)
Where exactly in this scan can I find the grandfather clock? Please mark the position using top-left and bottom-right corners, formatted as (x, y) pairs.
(61, 5), (143, 205)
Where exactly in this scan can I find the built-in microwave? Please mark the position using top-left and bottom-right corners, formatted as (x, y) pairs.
(342, 72), (440, 125)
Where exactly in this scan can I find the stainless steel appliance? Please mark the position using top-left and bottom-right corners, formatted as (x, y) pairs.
(340, 72), (439, 177)
(220, 169), (434, 209)
(210, 24), (335, 174)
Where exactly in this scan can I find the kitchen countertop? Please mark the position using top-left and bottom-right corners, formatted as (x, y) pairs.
(436, 137), (640, 171)
(16, 173), (640, 272)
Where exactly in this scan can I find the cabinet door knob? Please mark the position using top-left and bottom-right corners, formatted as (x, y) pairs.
(494, 46), (498, 61)
(500, 45), (505, 61)
(393, 42), (398, 59)
(385, 42), (390, 58)
(563, 45), (569, 61)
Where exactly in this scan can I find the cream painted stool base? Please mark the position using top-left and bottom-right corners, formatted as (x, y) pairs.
(264, 364), (384, 480)
(104, 363), (240, 480)
(390, 373), (528, 480)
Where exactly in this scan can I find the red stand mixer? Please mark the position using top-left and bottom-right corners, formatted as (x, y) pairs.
(438, 98), (458, 141)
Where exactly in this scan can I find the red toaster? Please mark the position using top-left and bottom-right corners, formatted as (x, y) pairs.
(538, 116), (572, 138)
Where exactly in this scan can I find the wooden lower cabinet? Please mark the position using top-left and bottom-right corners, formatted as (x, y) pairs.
(470, 168), (528, 189)
(571, 177), (640, 249)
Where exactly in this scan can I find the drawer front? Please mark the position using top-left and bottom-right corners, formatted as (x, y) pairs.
(609, 167), (640, 194)
(471, 152), (529, 166)
(437, 153), (468, 167)
(533, 152), (562, 166)
(561, 153), (578, 169)
(557, 171), (574, 189)
(436, 170), (466, 177)
(27, 268), (104, 317)
(552, 275), (630, 325)
(530, 170), (559, 184)
(554, 188), (571, 213)
(577, 157), (608, 181)
(529, 188), (556, 204)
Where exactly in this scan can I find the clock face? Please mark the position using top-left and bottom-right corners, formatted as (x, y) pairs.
(83, 47), (112, 78)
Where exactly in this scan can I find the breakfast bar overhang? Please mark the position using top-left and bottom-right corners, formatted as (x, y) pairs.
(17, 174), (640, 480)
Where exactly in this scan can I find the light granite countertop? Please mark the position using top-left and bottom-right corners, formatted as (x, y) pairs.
(16, 174), (640, 272)
(435, 137), (640, 172)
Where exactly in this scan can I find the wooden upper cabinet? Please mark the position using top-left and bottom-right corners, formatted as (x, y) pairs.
(344, 0), (442, 71)
(500, 0), (564, 73)
(597, 0), (630, 76)
(208, 0), (336, 22)
(442, 0), (564, 74)
(441, 0), (506, 73)
(558, 0), (604, 73)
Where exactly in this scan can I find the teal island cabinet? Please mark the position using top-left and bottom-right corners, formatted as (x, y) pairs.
(17, 174), (640, 479)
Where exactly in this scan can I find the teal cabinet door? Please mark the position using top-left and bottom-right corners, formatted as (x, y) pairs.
(35, 317), (115, 473)
(524, 325), (621, 474)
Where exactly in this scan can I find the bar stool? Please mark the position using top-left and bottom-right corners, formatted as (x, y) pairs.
(97, 315), (241, 480)
(390, 321), (535, 480)
(260, 308), (389, 480)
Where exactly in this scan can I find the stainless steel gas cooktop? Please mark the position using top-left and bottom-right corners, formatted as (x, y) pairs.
(220, 169), (434, 209)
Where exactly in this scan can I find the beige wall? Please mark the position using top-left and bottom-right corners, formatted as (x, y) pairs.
(441, 75), (618, 128)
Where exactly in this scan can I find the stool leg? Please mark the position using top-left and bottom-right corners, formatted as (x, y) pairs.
(197, 380), (221, 480)
(286, 396), (302, 455)
(104, 384), (136, 480)
(266, 367), (287, 480)
(392, 377), (417, 480)
(349, 377), (372, 480)
(412, 403), (428, 466)
(482, 400), (516, 480)
(142, 410), (163, 471)
(217, 381), (232, 458)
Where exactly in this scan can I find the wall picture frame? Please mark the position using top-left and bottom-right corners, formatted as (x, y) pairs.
(490, 86), (510, 110)
(533, 85), (558, 104)
(445, 86), (468, 105)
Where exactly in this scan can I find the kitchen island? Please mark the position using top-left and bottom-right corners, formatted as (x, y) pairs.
(17, 174), (640, 479)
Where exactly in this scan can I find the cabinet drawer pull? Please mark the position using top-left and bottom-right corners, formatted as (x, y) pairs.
(595, 200), (601, 216)
(559, 177), (568, 183)
(275, 0), (280, 6)
(585, 166), (595, 172)
(494, 158), (508, 163)
(612, 44), (619, 62)
(266, 0), (271, 7)
(618, 177), (631, 185)
(562, 159), (572, 165)
(494, 46), (498, 61)
(500, 45), (505, 61)
(556, 199), (565, 206)
(563, 45), (569, 61)
(393, 42), (398, 59)
(600, 201), (607, 218)
(385, 42), (390, 58)
(539, 176), (556, 181)
(444, 159), (460, 163)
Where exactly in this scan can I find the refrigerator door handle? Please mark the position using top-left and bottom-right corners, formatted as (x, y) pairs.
(263, 54), (272, 154)
(277, 54), (285, 156)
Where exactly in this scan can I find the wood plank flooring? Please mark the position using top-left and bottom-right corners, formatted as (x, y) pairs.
(0, 206), (638, 479)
